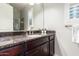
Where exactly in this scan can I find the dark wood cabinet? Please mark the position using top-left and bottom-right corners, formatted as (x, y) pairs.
(0, 35), (55, 56)
(25, 37), (49, 56)
(0, 45), (23, 56)
(25, 35), (55, 56)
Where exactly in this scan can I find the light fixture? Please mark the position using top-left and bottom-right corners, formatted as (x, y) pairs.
(29, 3), (34, 5)
(29, 3), (40, 5)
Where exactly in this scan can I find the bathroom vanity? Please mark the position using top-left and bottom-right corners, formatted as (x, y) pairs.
(0, 31), (55, 56)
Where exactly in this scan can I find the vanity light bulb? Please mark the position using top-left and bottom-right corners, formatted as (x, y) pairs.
(29, 3), (34, 5)
(29, 3), (40, 5)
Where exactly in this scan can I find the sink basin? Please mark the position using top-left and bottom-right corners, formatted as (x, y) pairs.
(27, 35), (42, 38)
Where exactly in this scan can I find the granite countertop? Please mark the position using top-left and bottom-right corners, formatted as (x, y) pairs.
(0, 34), (54, 50)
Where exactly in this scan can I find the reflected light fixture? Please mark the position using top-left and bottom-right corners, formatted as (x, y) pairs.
(29, 3), (40, 5)
(29, 3), (34, 5)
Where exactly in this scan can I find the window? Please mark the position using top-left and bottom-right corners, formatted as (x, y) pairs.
(69, 4), (79, 19)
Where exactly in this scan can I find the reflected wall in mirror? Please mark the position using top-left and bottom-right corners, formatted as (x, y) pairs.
(20, 3), (44, 31)
(33, 3), (44, 30)
(0, 3), (25, 32)
(0, 3), (13, 32)
(10, 3), (26, 31)
(13, 6), (20, 31)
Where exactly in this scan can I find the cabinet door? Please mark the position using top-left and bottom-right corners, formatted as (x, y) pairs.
(41, 42), (49, 56)
(0, 45), (23, 56)
(26, 45), (43, 56)
(50, 40), (54, 56)
(25, 37), (48, 51)
(26, 42), (49, 56)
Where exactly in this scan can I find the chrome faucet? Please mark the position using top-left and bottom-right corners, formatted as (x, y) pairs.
(28, 26), (34, 35)
(41, 28), (46, 35)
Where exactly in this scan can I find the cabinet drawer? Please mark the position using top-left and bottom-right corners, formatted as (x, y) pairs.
(25, 37), (49, 51)
(0, 45), (23, 56)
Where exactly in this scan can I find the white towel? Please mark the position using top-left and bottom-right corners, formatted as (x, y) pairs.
(72, 24), (79, 43)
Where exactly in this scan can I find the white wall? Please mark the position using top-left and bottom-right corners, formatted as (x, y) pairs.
(44, 3), (66, 55)
(34, 3), (79, 56)
(33, 4), (43, 30)
(0, 3), (13, 32)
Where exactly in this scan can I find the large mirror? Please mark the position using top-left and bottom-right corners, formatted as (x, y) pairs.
(11, 3), (44, 31)
(0, 3), (44, 32)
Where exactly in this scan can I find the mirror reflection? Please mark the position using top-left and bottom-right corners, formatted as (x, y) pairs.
(0, 3), (44, 32)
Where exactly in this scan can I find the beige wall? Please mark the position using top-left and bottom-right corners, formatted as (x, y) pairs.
(33, 3), (79, 56)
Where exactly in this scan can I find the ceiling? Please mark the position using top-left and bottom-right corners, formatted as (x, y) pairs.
(10, 3), (41, 10)
(10, 3), (29, 10)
